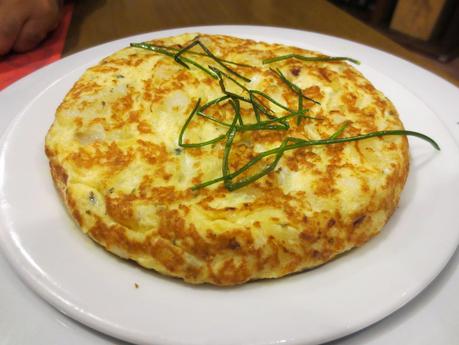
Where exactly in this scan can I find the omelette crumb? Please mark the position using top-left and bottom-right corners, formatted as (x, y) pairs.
(88, 191), (96, 204)
(174, 148), (183, 155)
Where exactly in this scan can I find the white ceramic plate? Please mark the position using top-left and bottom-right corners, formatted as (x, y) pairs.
(1, 26), (459, 345)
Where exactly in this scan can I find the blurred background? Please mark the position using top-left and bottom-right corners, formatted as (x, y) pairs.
(331, 0), (459, 79)
(2, 0), (459, 89)
(63, 0), (459, 84)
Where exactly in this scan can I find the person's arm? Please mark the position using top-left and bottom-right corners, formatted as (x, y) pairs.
(0, 0), (63, 55)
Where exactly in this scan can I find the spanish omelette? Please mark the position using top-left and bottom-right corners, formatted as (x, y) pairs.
(45, 33), (410, 285)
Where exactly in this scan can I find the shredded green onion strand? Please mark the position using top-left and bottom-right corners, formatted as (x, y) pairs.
(262, 54), (360, 65)
(193, 130), (439, 191)
(210, 66), (249, 91)
(271, 67), (321, 106)
(225, 140), (288, 191)
(222, 105), (240, 189)
(197, 95), (233, 127)
(178, 98), (225, 147)
(175, 40), (251, 82)
(130, 42), (218, 79)
(197, 111), (232, 127)
(329, 121), (351, 139)
(199, 95), (231, 111)
(134, 41), (437, 191)
(150, 44), (253, 67)
(210, 66), (280, 121)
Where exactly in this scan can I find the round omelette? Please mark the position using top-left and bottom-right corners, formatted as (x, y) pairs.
(45, 33), (409, 286)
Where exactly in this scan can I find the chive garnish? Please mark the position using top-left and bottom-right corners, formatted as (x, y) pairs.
(131, 39), (251, 82)
(210, 66), (250, 93)
(130, 42), (173, 57)
(199, 95), (231, 111)
(225, 140), (288, 191)
(178, 98), (226, 148)
(193, 130), (439, 191)
(150, 44), (253, 67)
(263, 54), (360, 65)
(210, 66), (282, 121)
(210, 65), (313, 124)
(233, 98), (244, 126)
(197, 95), (233, 127)
(271, 68), (321, 106)
(249, 90), (293, 113)
(329, 121), (351, 139)
(197, 112), (232, 127)
(130, 42), (218, 79)
(175, 39), (251, 82)
(222, 104), (240, 190)
(134, 38), (438, 191)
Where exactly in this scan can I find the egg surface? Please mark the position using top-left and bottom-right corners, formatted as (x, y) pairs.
(45, 33), (409, 285)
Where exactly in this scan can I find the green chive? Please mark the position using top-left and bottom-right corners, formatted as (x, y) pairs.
(262, 54), (360, 65)
(197, 95), (233, 127)
(139, 41), (437, 192)
(222, 107), (240, 189)
(178, 98), (226, 148)
(189, 39), (251, 82)
(193, 129), (439, 191)
(149, 44), (253, 67)
(226, 140), (288, 191)
(329, 121), (351, 139)
(130, 42), (218, 79)
(271, 68), (321, 106)
(173, 40), (251, 82)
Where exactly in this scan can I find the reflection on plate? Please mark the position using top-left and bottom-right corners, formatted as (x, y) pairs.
(0, 26), (458, 345)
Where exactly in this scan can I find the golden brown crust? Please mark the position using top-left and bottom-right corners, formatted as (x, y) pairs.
(45, 33), (409, 285)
